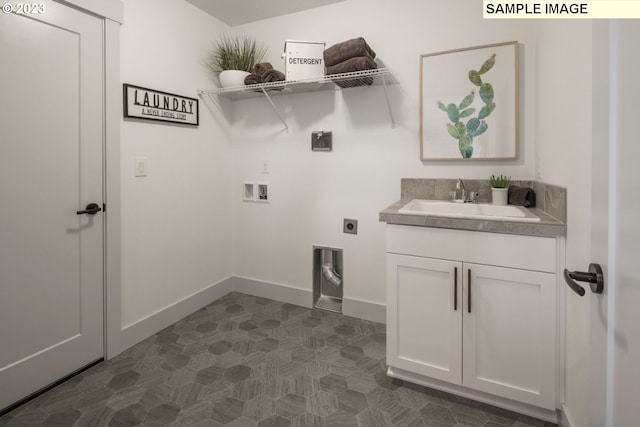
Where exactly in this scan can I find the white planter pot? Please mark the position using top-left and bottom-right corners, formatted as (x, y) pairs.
(219, 70), (250, 88)
(492, 188), (509, 205)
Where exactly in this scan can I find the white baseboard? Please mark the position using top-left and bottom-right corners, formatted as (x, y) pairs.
(343, 297), (386, 324)
(120, 276), (387, 353)
(231, 276), (312, 308)
(560, 404), (575, 427)
(233, 276), (386, 324)
(120, 277), (234, 351)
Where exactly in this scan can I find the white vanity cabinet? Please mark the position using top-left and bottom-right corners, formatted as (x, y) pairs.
(386, 224), (559, 414)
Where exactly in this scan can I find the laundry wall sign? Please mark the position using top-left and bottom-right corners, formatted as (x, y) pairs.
(123, 84), (199, 126)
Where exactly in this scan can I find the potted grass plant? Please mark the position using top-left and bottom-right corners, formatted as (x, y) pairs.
(489, 174), (510, 205)
(208, 35), (267, 88)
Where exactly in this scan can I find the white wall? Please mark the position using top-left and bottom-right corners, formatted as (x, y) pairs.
(534, 20), (593, 427)
(116, 3), (594, 423)
(230, 0), (537, 307)
(119, 0), (233, 329)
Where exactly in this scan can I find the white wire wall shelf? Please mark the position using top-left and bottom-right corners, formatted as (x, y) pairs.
(197, 68), (398, 131)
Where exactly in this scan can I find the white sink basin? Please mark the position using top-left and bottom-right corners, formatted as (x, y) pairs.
(398, 199), (541, 222)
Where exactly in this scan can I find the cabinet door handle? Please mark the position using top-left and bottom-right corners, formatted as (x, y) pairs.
(454, 267), (458, 311)
(467, 269), (472, 314)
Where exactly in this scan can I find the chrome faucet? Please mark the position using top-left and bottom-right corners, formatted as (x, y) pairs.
(451, 178), (478, 203)
(456, 179), (466, 202)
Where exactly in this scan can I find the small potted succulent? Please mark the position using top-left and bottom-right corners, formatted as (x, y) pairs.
(489, 174), (510, 205)
(208, 35), (267, 88)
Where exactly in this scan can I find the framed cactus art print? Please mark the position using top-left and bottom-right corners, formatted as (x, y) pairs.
(420, 41), (518, 160)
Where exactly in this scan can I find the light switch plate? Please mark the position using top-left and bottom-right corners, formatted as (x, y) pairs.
(135, 157), (147, 177)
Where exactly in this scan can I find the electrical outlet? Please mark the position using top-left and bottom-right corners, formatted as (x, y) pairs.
(343, 218), (358, 235)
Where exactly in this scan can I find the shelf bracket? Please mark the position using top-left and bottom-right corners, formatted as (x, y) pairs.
(381, 76), (396, 128)
(260, 88), (289, 132)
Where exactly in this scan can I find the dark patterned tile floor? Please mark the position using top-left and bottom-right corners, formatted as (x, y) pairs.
(0, 292), (557, 427)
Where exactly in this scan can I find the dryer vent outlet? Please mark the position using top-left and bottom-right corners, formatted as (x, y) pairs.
(313, 246), (343, 313)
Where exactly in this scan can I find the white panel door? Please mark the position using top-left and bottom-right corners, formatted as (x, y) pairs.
(387, 254), (462, 384)
(0, 0), (104, 411)
(462, 264), (556, 410)
(589, 20), (640, 427)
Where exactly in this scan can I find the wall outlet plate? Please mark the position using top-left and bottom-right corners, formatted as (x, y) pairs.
(312, 131), (332, 151)
(343, 218), (358, 235)
(261, 160), (270, 174)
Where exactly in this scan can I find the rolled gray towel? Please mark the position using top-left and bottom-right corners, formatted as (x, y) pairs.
(244, 73), (263, 85)
(508, 185), (536, 207)
(254, 62), (273, 75)
(325, 56), (378, 75)
(323, 37), (376, 67)
(263, 69), (285, 82)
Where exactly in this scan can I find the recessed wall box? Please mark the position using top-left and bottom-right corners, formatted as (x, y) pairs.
(312, 131), (332, 151)
(257, 183), (269, 203)
(243, 182), (255, 202)
(313, 246), (343, 313)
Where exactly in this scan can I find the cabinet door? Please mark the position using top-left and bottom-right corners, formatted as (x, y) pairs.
(387, 254), (462, 384)
(462, 263), (556, 410)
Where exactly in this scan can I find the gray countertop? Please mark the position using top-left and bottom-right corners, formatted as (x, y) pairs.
(379, 198), (566, 237)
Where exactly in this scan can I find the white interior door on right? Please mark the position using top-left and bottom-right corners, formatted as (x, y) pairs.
(589, 20), (640, 427)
